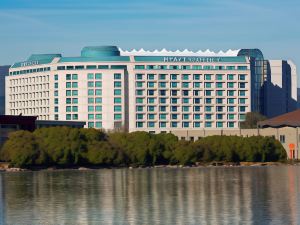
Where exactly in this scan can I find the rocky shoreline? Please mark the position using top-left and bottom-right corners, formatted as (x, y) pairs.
(0, 161), (299, 172)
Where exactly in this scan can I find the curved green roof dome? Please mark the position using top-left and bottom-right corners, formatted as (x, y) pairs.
(81, 46), (120, 57)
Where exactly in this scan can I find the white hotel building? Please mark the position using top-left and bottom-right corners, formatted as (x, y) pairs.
(5, 46), (297, 133)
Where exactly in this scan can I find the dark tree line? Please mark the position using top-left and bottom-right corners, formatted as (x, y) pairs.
(0, 127), (287, 168)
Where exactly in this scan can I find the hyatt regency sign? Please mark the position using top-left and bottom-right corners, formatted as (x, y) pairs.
(163, 57), (221, 63)
(20, 61), (39, 67)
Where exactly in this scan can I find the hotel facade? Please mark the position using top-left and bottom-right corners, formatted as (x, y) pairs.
(5, 46), (297, 133)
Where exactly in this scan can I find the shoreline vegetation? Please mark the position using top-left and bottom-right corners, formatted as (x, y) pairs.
(0, 127), (288, 171)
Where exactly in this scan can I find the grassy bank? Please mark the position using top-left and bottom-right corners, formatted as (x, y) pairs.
(0, 127), (287, 168)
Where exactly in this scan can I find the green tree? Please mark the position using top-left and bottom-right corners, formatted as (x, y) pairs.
(240, 112), (267, 129)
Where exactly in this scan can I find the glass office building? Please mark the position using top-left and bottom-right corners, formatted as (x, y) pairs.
(6, 45), (295, 132)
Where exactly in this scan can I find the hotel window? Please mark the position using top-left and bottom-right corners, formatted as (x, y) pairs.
(148, 106), (155, 112)
(205, 90), (212, 96)
(55, 115), (59, 120)
(239, 106), (246, 112)
(182, 122), (189, 128)
(88, 89), (94, 96)
(228, 122), (235, 128)
(216, 82), (223, 88)
(204, 74), (212, 80)
(171, 122), (178, 128)
(95, 89), (102, 96)
(238, 66), (247, 70)
(159, 74), (166, 80)
(159, 65), (167, 70)
(95, 73), (102, 80)
(159, 122), (167, 128)
(88, 73), (94, 80)
(216, 98), (223, 104)
(227, 114), (234, 120)
(171, 98), (178, 104)
(136, 74), (143, 80)
(159, 98), (166, 104)
(66, 106), (72, 112)
(148, 122), (155, 128)
(159, 82), (166, 88)
(193, 82), (200, 88)
(182, 114), (189, 120)
(170, 65), (179, 70)
(205, 98), (212, 104)
(216, 74), (223, 80)
(182, 106), (190, 112)
(114, 97), (121, 104)
(171, 106), (178, 112)
(88, 81), (94, 88)
(205, 122), (212, 128)
(148, 90), (155, 96)
(182, 82), (189, 88)
(160, 106), (167, 113)
(114, 89), (122, 95)
(88, 106), (94, 112)
(227, 82), (234, 88)
(54, 74), (58, 80)
(239, 98), (246, 104)
(216, 90), (223, 96)
(72, 106), (78, 112)
(239, 90), (246, 96)
(171, 90), (178, 96)
(171, 74), (178, 80)
(136, 106), (144, 112)
(66, 74), (72, 80)
(148, 98), (155, 104)
(182, 74), (190, 80)
(114, 114), (122, 120)
(54, 107), (58, 113)
(227, 98), (235, 104)
(205, 114), (212, 120)
(95, 81), (102, 87)
(216, 122), (223, 128)
(171, 114), (178, 120)
(239, 114), (246, 120)
(54, 83), (58, 88)
(136, 98), (144, 104)
(227, 66), (235, 70)
(227, 74), (235, 80)
(227, 90), (235, 96)
(216, 114), (223, 120)
(66, 98), (72, 104)
(182, 90), (189, 96)
(86, 65), (97, 69)
(66, 82), (72, 88)
(159, 114), (167, 120)
(228, 106), (235, 112)
(72, 74), (78, 80)
(72, 82), (78, 88)
(239, 83), (246, 88)
(194, 98), (201, 104)
(136, 81), (143, 88)
(182, 66), (190, 70)
(95, 114), (102, 120)
(66, 90), (72, 96)
(182, 98), (189, 104)
(148, 82), (155, 88)
(136, 122), (144, 128)
(66, 114), (71, 120)
(114, 81), (122, 88)
(88, 114), (94, 120)
(114, 73), (121, 79)
(95, 122), (102, 128)
(205, 106), (212, 112)
(88, 98), (94, 104)
(88, 122), (94, 128)
(148, 114), (155, 120)
(171, 82), (178, 88)
(147, 74), (155, 80)
(194, 122), (201, 128)
(54, 98), (58, 104)
(192, 65), (202, 70)
(136, 114), (144, 120)
(239, 74), (246, 80)
(135, 65), (145, 69)
(95, 106), (102, 112)
(193, 74), (200, 80)
(194, 114), (201, 120)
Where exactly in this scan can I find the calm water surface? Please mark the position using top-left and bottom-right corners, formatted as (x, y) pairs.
(0, 166), (300, 225)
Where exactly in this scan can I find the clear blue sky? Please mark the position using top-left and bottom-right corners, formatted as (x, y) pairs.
(0, 0), (299, 85)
